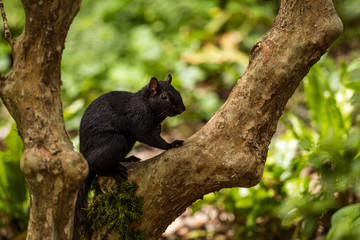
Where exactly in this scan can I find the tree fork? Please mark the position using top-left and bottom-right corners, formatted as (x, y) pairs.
(0, 0), (343, 239)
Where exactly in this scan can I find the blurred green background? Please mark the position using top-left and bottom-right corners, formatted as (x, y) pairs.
(0, 0), (360, 239)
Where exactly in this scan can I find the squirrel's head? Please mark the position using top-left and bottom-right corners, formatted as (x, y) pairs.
(147, 74), (186, 119)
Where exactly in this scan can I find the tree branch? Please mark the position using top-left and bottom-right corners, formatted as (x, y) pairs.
(94, 0), (343, 239)
(0, 0), (12, 82)
(0, 0), (87, 239)
(0, 0), (13, 46)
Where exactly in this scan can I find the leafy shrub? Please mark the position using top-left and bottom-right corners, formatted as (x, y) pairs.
(192, 57), (360, 239)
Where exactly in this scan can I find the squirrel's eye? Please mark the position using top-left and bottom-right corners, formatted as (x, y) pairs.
(161, 94), (167, 100)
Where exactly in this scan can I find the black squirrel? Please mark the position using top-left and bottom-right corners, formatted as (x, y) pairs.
(74, 74), (186, 230)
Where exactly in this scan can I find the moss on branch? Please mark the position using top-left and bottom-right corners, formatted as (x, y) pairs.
(82, 177), (144, 240)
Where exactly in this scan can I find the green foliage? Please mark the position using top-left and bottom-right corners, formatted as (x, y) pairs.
(83, 178), (144, 240)
(331, 0), (360, 59)
(0, 123), (28, 222)
(60, 0), (284, 131)
(192, 57), (360, 239)
(0, 0), (359, 239)
(327, 204), (360, 240)
(278, 57), (360, 238)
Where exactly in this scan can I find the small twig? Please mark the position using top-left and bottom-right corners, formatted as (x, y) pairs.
(0, 0), (13, 46)
(0, 0), (12, 81)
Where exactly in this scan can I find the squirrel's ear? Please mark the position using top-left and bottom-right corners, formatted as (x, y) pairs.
(166, 74), (172, 84)
(149, 77), (158, 96)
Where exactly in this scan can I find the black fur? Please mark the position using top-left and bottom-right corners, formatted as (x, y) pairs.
(74, 74), (185, 231)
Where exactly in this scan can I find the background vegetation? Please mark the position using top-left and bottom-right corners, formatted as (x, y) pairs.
(0, 0), (359, 239)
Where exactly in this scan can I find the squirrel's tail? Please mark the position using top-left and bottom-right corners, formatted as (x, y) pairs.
(74, 172), (95, 235)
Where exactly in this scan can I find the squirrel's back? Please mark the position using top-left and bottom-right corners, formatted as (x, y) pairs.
(79, 91), (137, 157)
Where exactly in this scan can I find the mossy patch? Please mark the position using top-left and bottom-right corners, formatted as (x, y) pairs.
(81, 177), (144, 240)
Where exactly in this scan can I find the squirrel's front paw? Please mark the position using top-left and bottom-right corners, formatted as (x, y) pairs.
(171, 140), (184, 148)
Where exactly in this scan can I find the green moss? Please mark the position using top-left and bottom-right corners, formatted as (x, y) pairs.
(81, 177), (144, 240)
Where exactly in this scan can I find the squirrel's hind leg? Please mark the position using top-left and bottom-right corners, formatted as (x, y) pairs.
(85, 134), (134, 178)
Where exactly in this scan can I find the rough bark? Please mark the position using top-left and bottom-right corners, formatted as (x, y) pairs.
(0, 0), (88, 240)
(94, 0), (343, 239)
(0, 0), (343, 240)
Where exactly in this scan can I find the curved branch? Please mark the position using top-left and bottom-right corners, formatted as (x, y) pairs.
(95, 0), (343, 239)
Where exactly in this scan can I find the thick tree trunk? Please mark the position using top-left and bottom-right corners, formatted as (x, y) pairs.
(0, 0), (88, 239)
(94, 0), (343, 239)
(0, 0), (343, 240)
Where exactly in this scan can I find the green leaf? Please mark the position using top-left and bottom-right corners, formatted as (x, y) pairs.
(346, 80), (360, 92)
(327, 204), (360, 240)
(0, 123), (28, 220)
